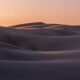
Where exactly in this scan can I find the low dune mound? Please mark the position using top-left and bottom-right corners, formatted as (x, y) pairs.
(0, 33), (80, 51)
(1, 59), (80, 80)
(0, 22), (78, 36)
(0, 48), (80, 61)
(8, 26), (76, 36)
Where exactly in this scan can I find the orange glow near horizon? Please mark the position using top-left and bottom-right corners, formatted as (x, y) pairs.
(0, 0), (80, 26)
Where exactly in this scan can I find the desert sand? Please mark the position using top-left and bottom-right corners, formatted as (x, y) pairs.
(0, 22), (80, 80)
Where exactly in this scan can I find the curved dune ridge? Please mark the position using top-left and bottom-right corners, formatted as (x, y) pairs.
(0, 22), (80, 80)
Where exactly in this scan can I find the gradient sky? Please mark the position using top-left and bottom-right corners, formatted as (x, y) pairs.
(0, 0), (80, 26)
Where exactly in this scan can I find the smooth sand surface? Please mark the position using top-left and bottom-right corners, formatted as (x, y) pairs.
(0, 22), (80, 80)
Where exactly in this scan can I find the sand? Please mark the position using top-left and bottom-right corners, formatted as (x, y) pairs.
(0, 22), (80, 80)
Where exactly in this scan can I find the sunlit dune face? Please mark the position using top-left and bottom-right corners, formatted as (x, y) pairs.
(0, 0), (80, 26)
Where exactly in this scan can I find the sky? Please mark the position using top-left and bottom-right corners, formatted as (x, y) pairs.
(0, 0), (80, 26)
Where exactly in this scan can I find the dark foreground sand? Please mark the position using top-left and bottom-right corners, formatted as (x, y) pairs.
(0, 22), (80, 80)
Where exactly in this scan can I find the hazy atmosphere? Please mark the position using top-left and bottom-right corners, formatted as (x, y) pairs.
(0, 0), (80, 26)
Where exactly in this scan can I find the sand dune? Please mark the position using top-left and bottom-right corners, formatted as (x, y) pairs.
(0, 22), (80, 80)
(0, 60), (80, 80)
(0, 48), (80, 61)
(1, 34), (80, 51)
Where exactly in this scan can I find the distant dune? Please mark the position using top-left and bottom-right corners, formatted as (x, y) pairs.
(0, 22), (80, 80)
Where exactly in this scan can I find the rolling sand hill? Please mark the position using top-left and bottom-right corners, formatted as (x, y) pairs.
(0, 22), (80, 80)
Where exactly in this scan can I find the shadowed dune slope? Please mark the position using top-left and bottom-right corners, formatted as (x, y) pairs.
(0, 48), (80, 61)
(0, 34), (80, 51)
